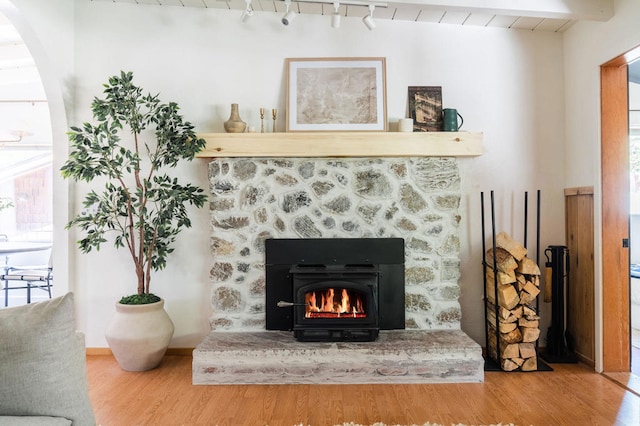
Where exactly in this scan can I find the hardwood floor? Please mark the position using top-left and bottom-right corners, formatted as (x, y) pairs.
(87, 355), (640, 425)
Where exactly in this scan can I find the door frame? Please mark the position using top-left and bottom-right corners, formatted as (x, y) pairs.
(601, 46), (640, 372)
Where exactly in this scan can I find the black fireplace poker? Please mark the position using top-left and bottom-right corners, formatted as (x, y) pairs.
(540, 245), (578, 364)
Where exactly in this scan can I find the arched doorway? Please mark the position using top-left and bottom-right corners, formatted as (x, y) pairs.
(0, 13), (52, 242)
(0, 2), (70, 305)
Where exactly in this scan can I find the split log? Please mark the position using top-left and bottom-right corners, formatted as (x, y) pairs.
(485, 275), (520, 309)
(502, 358), (520, 372)
(521, 327), (541, 343)
(501, 343), (520, 359)
(522, 356), (538, 372)
(500, 322), (518, 333)
(486, 247), (518, 272)
(518, 318), (539, 328)
(496, 232), (527, 261)
(519, 343), (537, 359)
(502, 328), (523, 344)
(516, 274), (526, 290)
(487, 308), (518, 332)
(523, 281), (541, 298)
(486, 266), (516, 285)
(512, 357), (525, 367)
(496, 284), (519, 310)
(503, 305), (523, 320)
(519, 290), (536, 305)
(517, 256), (541, 275)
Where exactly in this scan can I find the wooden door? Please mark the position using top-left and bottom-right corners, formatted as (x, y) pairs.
(565, 187), (595, 366)
(601, 57), (631, 372)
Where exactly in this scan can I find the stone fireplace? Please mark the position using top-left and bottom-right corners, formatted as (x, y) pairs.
(207, 157), (463, 331)
(193, 155), (483, 384)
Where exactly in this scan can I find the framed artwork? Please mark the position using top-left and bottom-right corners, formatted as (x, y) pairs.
(286, 57), (387, 132)
(408, 86), (443, 132)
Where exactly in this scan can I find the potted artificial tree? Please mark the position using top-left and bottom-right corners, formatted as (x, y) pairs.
(61, 71), (207, 371)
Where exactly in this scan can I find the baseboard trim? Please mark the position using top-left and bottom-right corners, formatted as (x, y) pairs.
(86, 348), (112, 356)
(86, 347), (194, 356)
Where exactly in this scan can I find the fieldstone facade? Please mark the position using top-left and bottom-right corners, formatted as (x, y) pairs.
(208, 157), (462, 331)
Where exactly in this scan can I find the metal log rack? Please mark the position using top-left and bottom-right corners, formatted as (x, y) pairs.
(481, 190), (552, 372)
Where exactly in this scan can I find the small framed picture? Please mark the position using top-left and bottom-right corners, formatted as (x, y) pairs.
(286, 57), (387, 132)
(408, 86), (443, 132)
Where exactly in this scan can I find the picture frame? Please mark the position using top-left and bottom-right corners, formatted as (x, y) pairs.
(286, 57), (387, 132)
(408, 86), (443, 132)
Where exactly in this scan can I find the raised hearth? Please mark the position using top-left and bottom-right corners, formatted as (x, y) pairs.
(192, 330), (483, 385)
(199, 156), (485, 384)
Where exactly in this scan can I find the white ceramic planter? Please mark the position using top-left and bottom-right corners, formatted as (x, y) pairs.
(105, 299), (174, 371)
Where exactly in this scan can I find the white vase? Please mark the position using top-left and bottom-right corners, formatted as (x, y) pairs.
(105, 299), (175, 371)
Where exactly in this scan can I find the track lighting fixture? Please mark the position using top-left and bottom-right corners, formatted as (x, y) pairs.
(362, 4), (375, 30)
(331, 2), (341, 28)
(241, 0), (253, 22)
(237, 0), (385, 28)
(282, 0), (297, 25)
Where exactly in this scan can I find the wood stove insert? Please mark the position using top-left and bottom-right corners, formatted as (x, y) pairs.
(265, 238), (405, 342)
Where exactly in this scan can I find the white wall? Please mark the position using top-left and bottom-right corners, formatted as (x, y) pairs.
(11, 0), (567, 348)
(563, 0), (640, 372)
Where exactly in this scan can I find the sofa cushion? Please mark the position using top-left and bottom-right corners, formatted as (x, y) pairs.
(0, 293), (95, 425)
(0, 416), (72, 425)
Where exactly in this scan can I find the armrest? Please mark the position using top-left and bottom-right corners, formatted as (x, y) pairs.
(6, 265), (51, 273)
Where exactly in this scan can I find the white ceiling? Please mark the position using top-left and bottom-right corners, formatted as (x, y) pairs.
(88, 0), (613, 32)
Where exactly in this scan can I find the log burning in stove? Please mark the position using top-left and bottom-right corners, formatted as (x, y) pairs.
(265, 238), (405, 342)
(305, 287), (365, 318)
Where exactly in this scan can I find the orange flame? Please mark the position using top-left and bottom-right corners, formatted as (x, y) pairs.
(305, 288), (366, 319)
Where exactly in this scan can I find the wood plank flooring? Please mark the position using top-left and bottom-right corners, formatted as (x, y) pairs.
(86, 355), (640, 425)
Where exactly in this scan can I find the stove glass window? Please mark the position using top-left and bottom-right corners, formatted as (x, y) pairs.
(304, 287), (367, 319)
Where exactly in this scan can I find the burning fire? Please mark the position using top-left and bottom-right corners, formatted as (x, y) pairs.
(305, 288), (366, 319)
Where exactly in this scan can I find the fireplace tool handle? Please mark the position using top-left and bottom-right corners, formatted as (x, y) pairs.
(277, 301), (308, 308)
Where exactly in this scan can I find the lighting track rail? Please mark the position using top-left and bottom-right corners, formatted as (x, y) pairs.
(227, 0), (387, 28)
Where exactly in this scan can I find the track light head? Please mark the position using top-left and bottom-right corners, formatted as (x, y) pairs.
(241, 9), (253, 22)
(282, 0), (296, 25)
(331, 12), (341, 28)
(282, 10), (297, 25)
(331, 2), (341, 28)
(241, 0), (253, 22)
(362, 4), (375, 30)
(363, 14), (375, 30)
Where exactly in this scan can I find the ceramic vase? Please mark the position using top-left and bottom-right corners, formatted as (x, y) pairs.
(105, 299), (175, 371)
(224, 103), (247, 133)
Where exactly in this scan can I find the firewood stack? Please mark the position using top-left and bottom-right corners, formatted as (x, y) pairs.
(485, 231), (541, 371)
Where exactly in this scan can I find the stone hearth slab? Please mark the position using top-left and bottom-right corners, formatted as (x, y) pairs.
(192, 330), (484, 385)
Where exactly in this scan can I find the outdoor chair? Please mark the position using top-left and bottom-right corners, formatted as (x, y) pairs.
(1, 252), (53, 307)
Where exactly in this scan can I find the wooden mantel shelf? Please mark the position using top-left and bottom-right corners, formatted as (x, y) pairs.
(195, 131), (483, 158)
